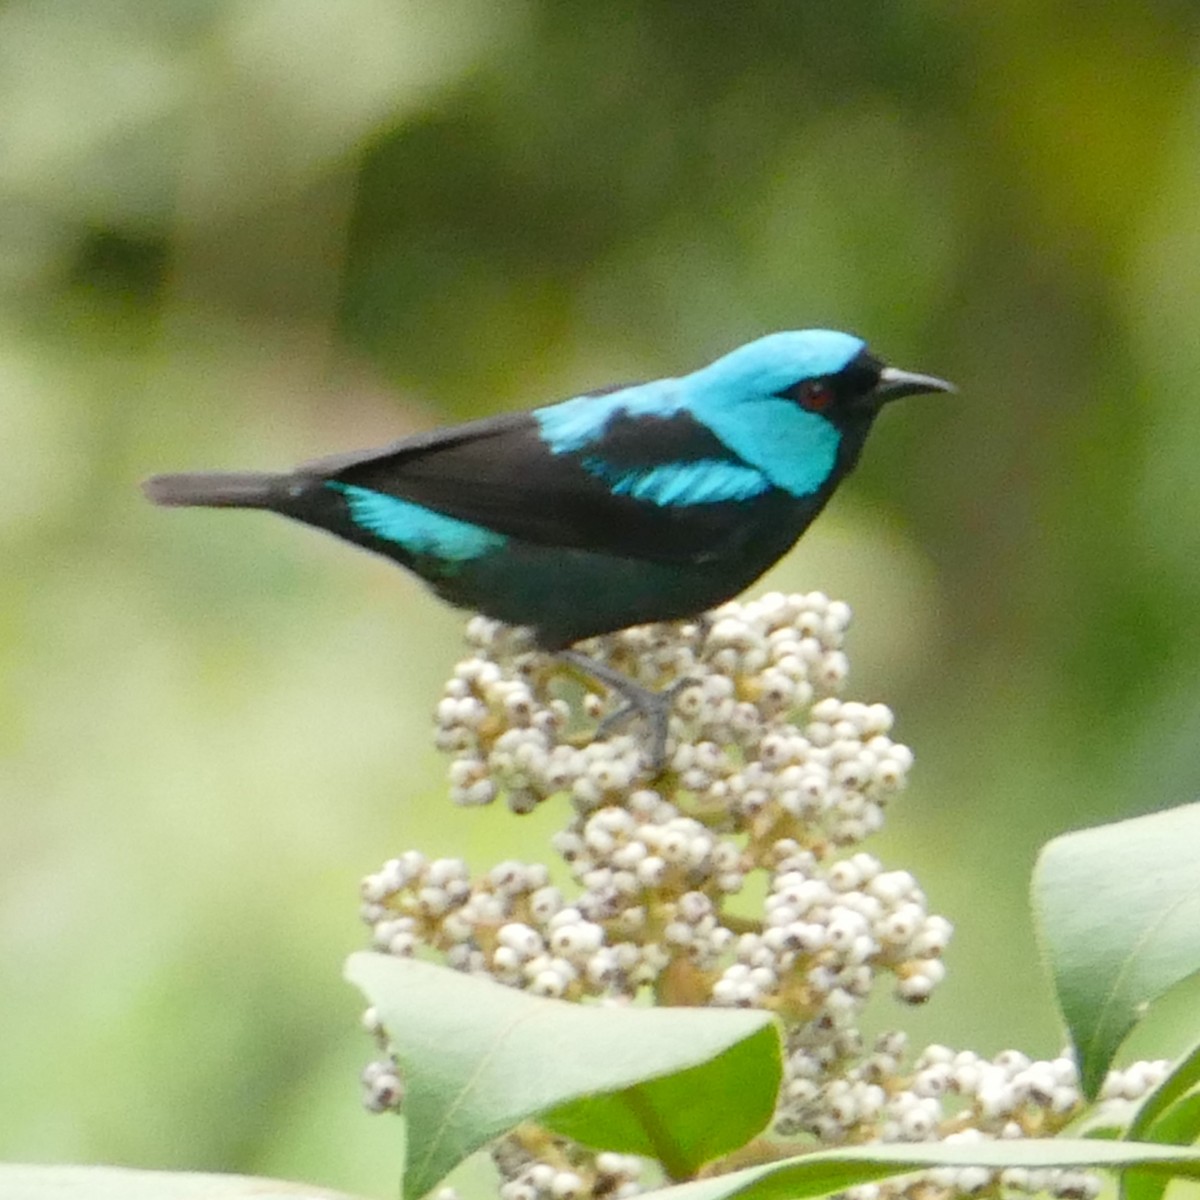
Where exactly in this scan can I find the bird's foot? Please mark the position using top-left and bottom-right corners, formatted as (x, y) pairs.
(557, 649), (697, 773)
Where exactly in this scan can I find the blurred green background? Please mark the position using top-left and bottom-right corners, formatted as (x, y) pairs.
(4, 2), (1200, 1195)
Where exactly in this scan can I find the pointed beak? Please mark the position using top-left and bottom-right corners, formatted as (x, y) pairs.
(874, 366), (957, 402)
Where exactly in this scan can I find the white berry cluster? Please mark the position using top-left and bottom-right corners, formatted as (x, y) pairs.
(364, 595), (932, 1011)
(783, 1033), (1170, 1200)
(434, 592), (911, 831)
(491, 1130), (642, 1200)
(356, 593), (1168, 1200)
(723, 848), (951, 1015)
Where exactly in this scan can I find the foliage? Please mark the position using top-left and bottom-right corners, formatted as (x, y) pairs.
(6, 802), (1200, 1199)
(1033, 804), (1200, 1098)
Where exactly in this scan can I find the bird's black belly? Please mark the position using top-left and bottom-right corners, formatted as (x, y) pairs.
(274, 475), (830, 648)
(420, 523), (809, 649)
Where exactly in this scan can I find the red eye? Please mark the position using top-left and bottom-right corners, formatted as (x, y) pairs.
(798, 381), (833, 412)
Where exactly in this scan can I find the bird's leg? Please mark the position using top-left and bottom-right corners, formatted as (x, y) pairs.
(688, 612), (714, 648)
(556, 649), (697, 773)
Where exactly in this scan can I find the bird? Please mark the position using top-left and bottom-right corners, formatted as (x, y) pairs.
(144, 329), (953, 764)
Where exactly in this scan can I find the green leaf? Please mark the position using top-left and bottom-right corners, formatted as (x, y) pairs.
(0, 1163), (364, 1200)
(1123, 1089), (1200, 1200)
(1145, 1090), (1200, 1147)
(544, 1022), (778, 1178)
(1081, 1125), (1124, 1139)
(345, 953), (781, 1199)
(1130, 1037), (1200, 1141)
(634, 1139), (1200, 1200)
(1032, 803), (1200, 1098)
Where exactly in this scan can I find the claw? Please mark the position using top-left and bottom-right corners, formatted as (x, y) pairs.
(557, 650), (696, 772)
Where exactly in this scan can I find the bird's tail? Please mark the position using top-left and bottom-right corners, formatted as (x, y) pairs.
(141, 470), (289, 510)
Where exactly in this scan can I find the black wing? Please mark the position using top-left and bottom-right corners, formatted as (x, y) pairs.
(305, 406), (788, 565)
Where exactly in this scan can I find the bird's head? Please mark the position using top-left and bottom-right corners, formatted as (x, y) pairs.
(689, 330), (955, 428)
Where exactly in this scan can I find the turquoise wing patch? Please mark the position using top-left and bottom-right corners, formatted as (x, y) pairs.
(579, 457), (770, 506)
(327, 482), (505, 561)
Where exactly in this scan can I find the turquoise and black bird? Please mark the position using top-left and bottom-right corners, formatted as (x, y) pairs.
(144, 330), (952, 758)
